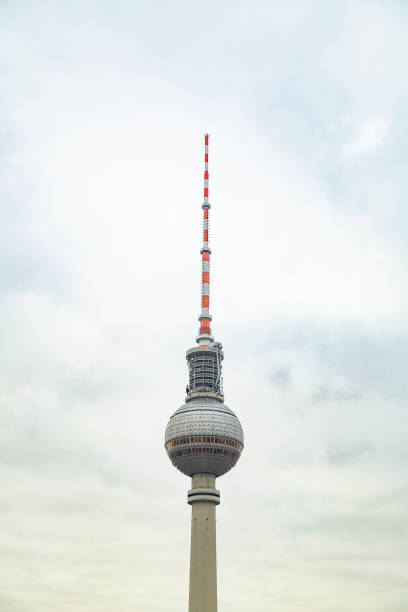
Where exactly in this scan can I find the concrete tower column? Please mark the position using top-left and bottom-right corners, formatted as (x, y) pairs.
(187, 474), (220, 612)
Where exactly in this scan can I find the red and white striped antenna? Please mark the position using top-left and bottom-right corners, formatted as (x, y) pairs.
(197, 133), (213, 346)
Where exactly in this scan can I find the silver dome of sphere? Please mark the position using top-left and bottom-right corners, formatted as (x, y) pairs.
(165, 397), (244, 477)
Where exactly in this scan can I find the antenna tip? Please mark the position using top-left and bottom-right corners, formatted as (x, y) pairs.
(204, 133), (209, 144)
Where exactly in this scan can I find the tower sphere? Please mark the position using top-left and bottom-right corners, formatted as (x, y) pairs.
(165, 397), (244, 477)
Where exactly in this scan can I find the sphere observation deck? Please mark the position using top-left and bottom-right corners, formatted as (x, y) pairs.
(165, 397), (244, 477)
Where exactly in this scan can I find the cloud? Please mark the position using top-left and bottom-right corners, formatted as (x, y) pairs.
(269, 366), (294, 391)
(325, 443), (373, 466)
(0, 1), (407, 611)
(342, 115), (390, 159)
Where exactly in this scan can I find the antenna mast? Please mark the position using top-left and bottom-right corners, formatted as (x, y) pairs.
(197, 133), (213, 346)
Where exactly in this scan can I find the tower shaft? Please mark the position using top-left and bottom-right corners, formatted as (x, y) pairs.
(188, 474), (220, 612)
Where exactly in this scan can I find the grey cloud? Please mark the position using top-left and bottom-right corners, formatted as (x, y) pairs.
(262, 320), (408, 400)
(269, 365), (293, 391)
(311, 384), (361, 403)
(325, 443), (373, 466)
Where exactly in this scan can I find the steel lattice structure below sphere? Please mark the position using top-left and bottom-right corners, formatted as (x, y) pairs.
(165, 398), (244, 477)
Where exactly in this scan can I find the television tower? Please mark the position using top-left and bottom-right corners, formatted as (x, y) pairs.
(165, 134), (244, 612)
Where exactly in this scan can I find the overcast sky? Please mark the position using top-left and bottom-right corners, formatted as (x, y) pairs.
(1, 1), (407, 611)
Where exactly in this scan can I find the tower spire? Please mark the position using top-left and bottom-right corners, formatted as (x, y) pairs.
(197, 133), (213, 346)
